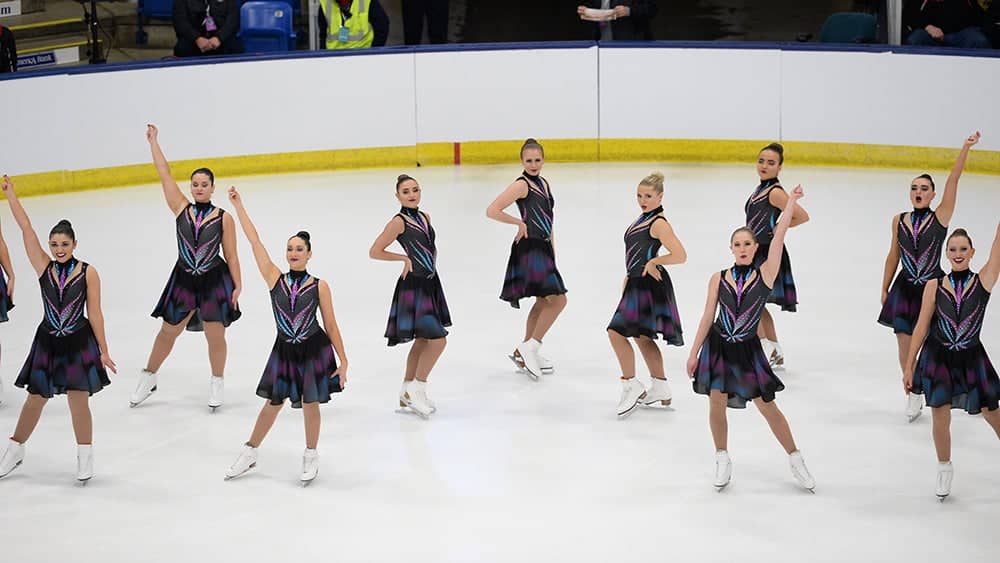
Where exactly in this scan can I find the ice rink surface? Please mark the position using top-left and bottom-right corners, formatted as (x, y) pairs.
(0, 162), (997, 562)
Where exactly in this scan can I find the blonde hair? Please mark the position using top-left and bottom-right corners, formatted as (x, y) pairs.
(640, 171), (665, 194)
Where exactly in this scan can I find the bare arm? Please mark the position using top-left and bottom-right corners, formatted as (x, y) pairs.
(486, 180), (530, 240)
(641, 218), (686, 281)
(978, 222), (1000, 291)
(85, 266), (117, 374)
(881, 215), (902, 304)
(146, 124), (190, 216)
(227, 186), (280, 287)
(0, 221), (14, 298)
(768, 187), (809, 228)
(220, 212), (243, 306)
(761, 185), (804, 287)
(936, 131), (980, 227)
(318, 280), (348, 386)
(2, 176), (49, 276)
(369, 216), (413, 278)
(902, 280), (937, 391)
(686, 272), (721, 378)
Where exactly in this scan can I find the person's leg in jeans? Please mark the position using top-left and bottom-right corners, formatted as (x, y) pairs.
(943, 27), (992, 48)
(402, 0), (426, 45)
(905, 28), (938, 46)
(427, 0), (449, 44)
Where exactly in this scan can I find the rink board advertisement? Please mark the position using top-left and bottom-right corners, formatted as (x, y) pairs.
(0, 0), (21, 17)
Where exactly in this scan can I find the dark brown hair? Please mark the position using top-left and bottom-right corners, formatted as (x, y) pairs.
(395, 174), (417, 191)
(947, 228), (973, 248)
(191, 168), (215, 184)
(520, 138), (544, 159)
(914, 173), (936, 191)
(730, 226), (757, 244)
(759, 143), (784, 165)
(50, 219), (75, 241)
(289, 230), (311, 251)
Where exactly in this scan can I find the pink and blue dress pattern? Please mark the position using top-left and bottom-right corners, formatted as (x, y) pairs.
(385, 207), (452, 346)
(15, 260), (110, 397)
(911, 271), (998, 414)
(257, 271), (341, 408)
(745, 178), (797, 312)
(693, 266), (784, 408)
(607, 206), (683, 344)
(878, 209), (947, 334)
(500, 172), (568, 308)
(152, 203), (241, 331)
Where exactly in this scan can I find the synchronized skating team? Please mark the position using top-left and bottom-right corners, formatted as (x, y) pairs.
(0, 127), (996, 501)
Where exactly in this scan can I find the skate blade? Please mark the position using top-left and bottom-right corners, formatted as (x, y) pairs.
(209, 405), (221, 413)
(937, 493), (949, 502)
(396, 405), (431, 419)
(0, 460), (23, 478)
(640, 398), (673, 408)
(224, 463), (256, 481)
(301, 477), (316, 487)
(714, 482), (730, 492)
(77, 477), (92, 486)
(907, 411), (922, 423)
(617, 400), (642, 419)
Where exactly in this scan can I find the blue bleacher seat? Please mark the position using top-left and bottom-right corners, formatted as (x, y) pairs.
(239, 1), (297, 52)
(819, 12), (877, 44)
(138, 0), (175, 19)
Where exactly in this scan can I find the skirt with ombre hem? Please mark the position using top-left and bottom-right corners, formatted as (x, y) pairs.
(385, 274), (451, 346)
(256, 330), (342, 409)
(912, 339), (999, 415)
(607, 270), (683, 345)
(152, 260), (242, 332)
(878, 274), (928, 335)
(15, 322), (110, 398)
(500, 238), (568, 309)
(692, 328), (784, 409)
(752, 241), (797, 312)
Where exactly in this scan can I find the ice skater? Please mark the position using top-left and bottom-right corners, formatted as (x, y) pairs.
(131, 124), (242, 411)
(486, 138), (568, 380)
(608, 172), (687, 418)
(0, 209), (14, 406)
(687, 185), (815, 492)
(0, 176), (116, 483)
(370, 174), (451, 418)
(904, 224), (1000, 501)
(224, 187), (347, 485)
(744, 143), (809, 369)
(880, 132), (979, 422)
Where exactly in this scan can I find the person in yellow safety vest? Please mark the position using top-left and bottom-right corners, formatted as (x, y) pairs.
(318, 0), (390, 49)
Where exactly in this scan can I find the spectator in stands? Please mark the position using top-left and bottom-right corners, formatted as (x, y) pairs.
(402, 0), (449, 45)
(172, 0), (244, 57)
(904, 0), (991, 48)
(318, 0), (389, 49)
(0, 25), (15, 73)
(577, 1), (658, 41)
(980, 0), (1000, 47)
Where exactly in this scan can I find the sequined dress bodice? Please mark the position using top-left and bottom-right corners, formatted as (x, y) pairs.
(515, 173), (555, 240)
(396, 207), (438, 279)
(713, 266), (772, 343)
(270, 272), (321, 344)
(40, 260), (89, 336)
(624, 206), (664, 277)
(175, 203), (225, 275)
(930, 271), (990, 350)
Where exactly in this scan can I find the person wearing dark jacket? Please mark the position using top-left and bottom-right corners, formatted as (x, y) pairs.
(0, 25), (16, 73)
(904, 0), (991, 48)
(577, 0), (657, 41)
(173, 0), (245, 57)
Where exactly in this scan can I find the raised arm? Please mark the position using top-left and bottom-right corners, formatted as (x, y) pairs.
(486, 179), (530, 241)
(936, 131), (980, 226)
(642, 218), (687, 280)
(369, 216), (412, 279)
(902, 280), (937, 392)
(85, 265), (118, 375)
(227, 186), (279, 288)
(318, 280), (348, 387)
(768, 186), (809, 228)
(0, 218), (14, 299)
(686, 272), (721, 378)
(2, 176), (50, 276)
(761, 185), (804, 287)
(881, 215), (902, 304)
(146, 124), (190, 216)
(979, 222), (1000, 291)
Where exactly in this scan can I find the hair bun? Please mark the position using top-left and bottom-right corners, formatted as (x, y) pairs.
(397, 174), (410, 183)
(524, 138), (538, 145)
(648, 171), (665, 182)
(295, 230), (311, 241)
(57, 219), (72, 228)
